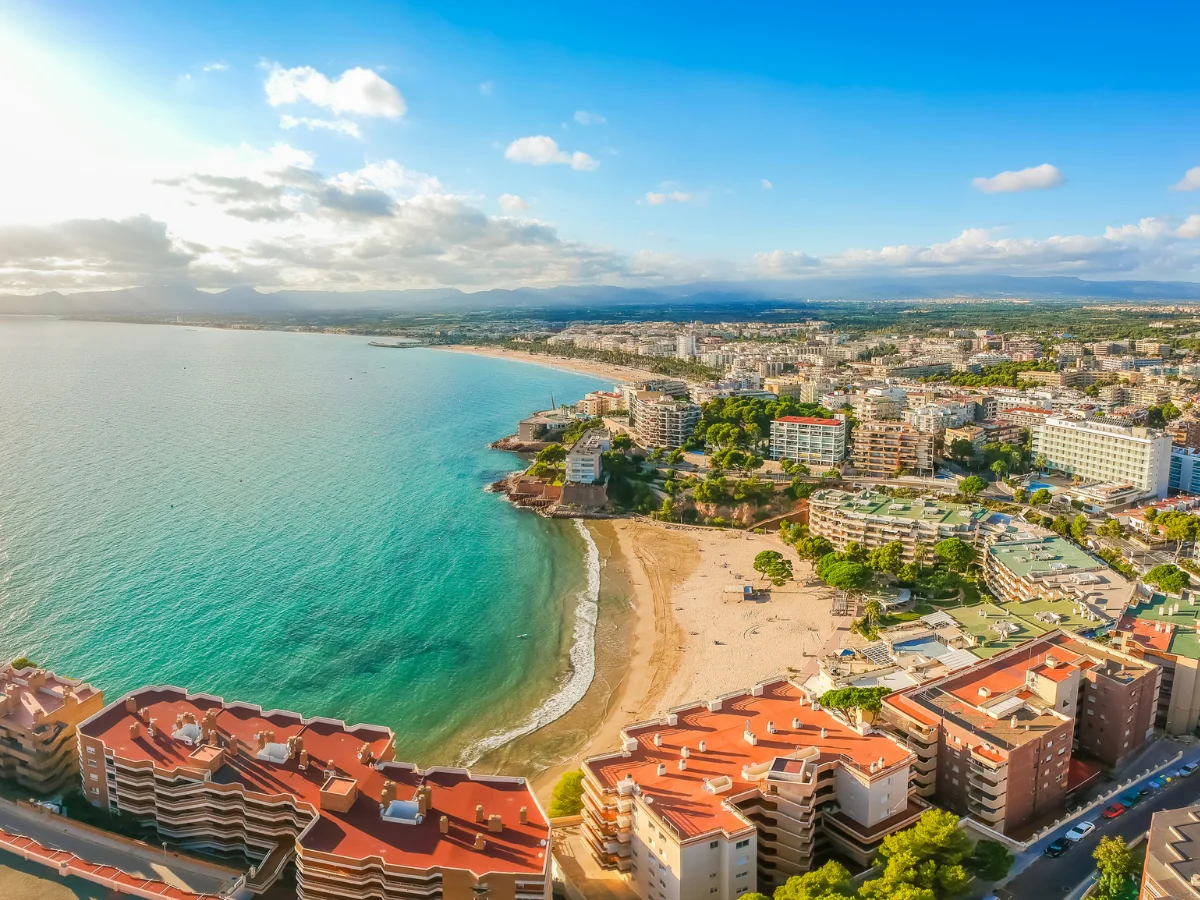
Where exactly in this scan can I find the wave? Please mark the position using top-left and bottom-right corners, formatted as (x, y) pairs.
(458, 518), (601, 765)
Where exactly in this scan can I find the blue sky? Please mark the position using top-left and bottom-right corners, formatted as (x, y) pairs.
(3, 0), (1200, 291)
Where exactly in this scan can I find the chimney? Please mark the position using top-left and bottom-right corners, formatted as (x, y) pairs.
(439, 815), (449, 834)
(137, 707), (149, 721)
(820, 727), (828, 739)
(357, 742), (373, 765)
(653, 733), (662, 747)
(475, 804), (485, 823)
(228, 736), (240, 757)
(298, 750), (309, 770)
(474, 834), (486, 851)
(680, 746), (690, 759)
(519, 806), (528, 825)
(148, 718), (157, 737)
(698, 740), (707, 753)
(125, 696), (138, 714)
(488, 814), (503, 833)
(792, 718), (800, 729)
(381, 781), (397, 806)
(679, 759), (688, 771)
(129, 723), (140, 739)
(417, 786), (429, 816)
(657, 763), (666, 776)
(256, 731), (268, 750)
(1010, 715), (1018, 728)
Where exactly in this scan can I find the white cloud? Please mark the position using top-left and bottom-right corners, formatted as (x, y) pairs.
(1179, 215), (1200, 240)
(279, 115), (363, 140)
(644, 190), (692, 205)
(264, 63), (405, 118)
(972, 163), (1065, 194)
(202, 62), (230, 73)
(574, 110), (606, 126)
(1173, 166), (1200, 192)
(504, 135), (599, 171)
(761, 178), (773, 190)
(755, 249), (819, 273)
(479, 81), (493, 96)
(498, 194), (530, 212)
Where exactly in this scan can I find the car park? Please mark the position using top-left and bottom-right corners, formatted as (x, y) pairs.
(1064, 821), (1096, 842)
(1044, 838), (1072, 858)
(1102, 803), (1126, 819)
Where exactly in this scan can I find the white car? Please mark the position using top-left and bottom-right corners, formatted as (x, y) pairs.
(1064, 821), (1096, 842)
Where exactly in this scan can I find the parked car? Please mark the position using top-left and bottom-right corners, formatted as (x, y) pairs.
(1181, 762), (1200, 777)
(1064, 822), (1096, 842)
(1119, 791), (1142, 807)
(1148, 777), (1164, 790)
(1045, 838), (1072, 858)
(1102, 803), (1127, 819)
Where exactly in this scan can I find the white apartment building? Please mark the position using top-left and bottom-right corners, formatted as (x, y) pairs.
(768, 415), (847, 466)
(567, 430), (611, 483)
(630, 393), (702, 449)
(850, 387), (906, 421)
(904, 402), (974, 434)
(1031, 416), (1172, 499)
(676, 335), (698, 359)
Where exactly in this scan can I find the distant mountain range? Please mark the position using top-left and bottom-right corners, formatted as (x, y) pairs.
(5, 274), (1200, 316)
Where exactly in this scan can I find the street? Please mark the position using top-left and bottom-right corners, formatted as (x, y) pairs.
(1006, 752), (1200, 900)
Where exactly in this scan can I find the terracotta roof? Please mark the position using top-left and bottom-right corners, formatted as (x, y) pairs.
(79, 688), (550, 878)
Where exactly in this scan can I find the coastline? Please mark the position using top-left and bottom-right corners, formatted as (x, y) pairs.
(433, 343), (663, 385)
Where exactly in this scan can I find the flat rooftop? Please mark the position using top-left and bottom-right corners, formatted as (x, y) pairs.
(815, 491), (984, 527)
(1145, 806), (1200, 897)
(988, 536), (1105, 580)
(0, 665), (99, 730)
(775, 416), (843, 426)
(79, 687), (549, 877)
(585, 680), (911, 841)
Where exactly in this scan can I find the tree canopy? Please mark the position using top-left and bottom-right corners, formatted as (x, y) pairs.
(754, 550), (794, 586)
(548, 770), (584, 818)
(934, 537), (975, 572)
(816, 552), (874, 591)
(866, 540), (905, 574)
(1146, 563), (1190, 595)
(774, 861), (854, 900)
(1093, 836), (1137, 900)
(958, 475), (986, 497)
(819, 686), (891, 714)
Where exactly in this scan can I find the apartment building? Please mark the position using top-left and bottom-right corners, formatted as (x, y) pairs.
(1171, 447), (1200, 494)
(1142, 806), (1200, 900)
(768, 416), (846, 467)
(580, 391), (625, 417)
(850, 387), (906, 422)
(882, 631), (1159, 835)
(0, 663), (103, 794)
(983, 533), (1134, 616)
(1170, 419), (1200, 451)
(619, 380), (690, 411)
(1132, 386), (1173, 408)
(581, 680), (925, 900)
(630, 393), (702, 449)
(1030, 417), (1173, 499)
(77, 687), (552, 900)
(850, 421), (935, 477)
(808, 490), (986, 562)
(944, 425), (986, 453)
(1115, 592), (1200, 735)
(997, 406), (1053, 431)
(566, 430), (611, 483)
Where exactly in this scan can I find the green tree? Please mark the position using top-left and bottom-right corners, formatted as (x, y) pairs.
(658, 497), (675, 521)
(611, 433), (633, 450)
(818, 557), (874, 592)
(536, 443), (566, 466)
(1034, 453), (1048, 471)
(867, 540), (905, 574)
(959, 475), (986, 497)
(1093, 836), (1137, 900)
(1070, 513), (1089, 542)
(898, 561), (919, 583)
(819, 686), (891, 714)
(773, 861), (853, 900)
(845, 541), (868, 563)
(864, 598), (884, 627)
(548, 770), (585, 818)
(666, 448), (684, 465)
(1051, 514), (1070, 536)
(863, 809), (974, 900)
(948, 438), (976, 463)
(10, 656), (36, 670)
(693, 476), (728, 505)
(795, 535), (835, 562)
(791, 462), (811, 476)
(934, 537), (976, 572)
(1030, 487), (1052, 505)
(790, 477), (817, 500)
(1146, 563), (1190, 595)
(968, 839), (1014, 881)
(754, 550), (793, 585)
(1012, 488), (1027, 503)
(990, 459), (1009, 479)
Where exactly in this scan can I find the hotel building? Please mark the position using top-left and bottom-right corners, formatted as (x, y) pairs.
(882, 631), (1159, 835)
(1029, 416), (1172, 499)
(768, 416), (846, 467)
(0, 663), (103, 794)
(630, 393), (702, 449)
(1142, 806), (1200, 900)
(808, 490), (986, 562)
(849, 422), (935, 477)
(1170, 447), (1200, 494)
(581, 680), (925, 900)
(77, 687), (552, 900)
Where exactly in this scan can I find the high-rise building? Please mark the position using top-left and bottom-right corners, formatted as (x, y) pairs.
(1030, 417), (1172, 499)
(566, 430), (610, 483)
(581, 680), (925, 900)
(808, 490), (986, 562)
(630, 393), (702, 449)
(0, 663), (103, 794)
(768, 415), (846, 466)
(78, 687), (552, 900)
(850, 421), (935, 477)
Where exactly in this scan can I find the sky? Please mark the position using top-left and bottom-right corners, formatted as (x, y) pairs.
(3, 0), (1200, 293)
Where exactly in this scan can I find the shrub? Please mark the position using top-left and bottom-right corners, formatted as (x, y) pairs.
(548, 770), (585, 818)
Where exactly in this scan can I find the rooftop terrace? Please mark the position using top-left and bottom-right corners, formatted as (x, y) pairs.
(815, 491), (985, 527)
(0, 665), (100, 730)
(79, 687), (550, 878)
(988, 536), (1104, 580)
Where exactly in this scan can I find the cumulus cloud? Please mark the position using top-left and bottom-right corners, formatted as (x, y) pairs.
(0, 215), (194, 290)
(279, 115), (363, 139)
(264, 63), (405, 118)
(1173, 166), (1200, 192)
(754, 249), (819, 274)
(761, 178), (773, 190)
(504, 135), (599, 171)
(498, 194), (530, 212)
(972, 163), (1065, 194)
(1179, 215), (1200, 240)
(644, 190), (692, 205)
(574, 110), (606, 126)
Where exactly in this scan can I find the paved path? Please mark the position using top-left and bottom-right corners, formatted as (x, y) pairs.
(0, 800), (239, 896)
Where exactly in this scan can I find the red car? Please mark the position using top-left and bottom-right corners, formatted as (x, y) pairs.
(1102, 803), (1126, 819)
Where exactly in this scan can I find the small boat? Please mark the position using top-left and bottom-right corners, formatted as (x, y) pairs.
(517, 633), (529, 639)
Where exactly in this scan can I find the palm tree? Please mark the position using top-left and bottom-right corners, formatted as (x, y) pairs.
(863, 599), (883, 627)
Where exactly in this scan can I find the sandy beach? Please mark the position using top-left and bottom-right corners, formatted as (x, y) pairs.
(528, 519), (846, 799)
(434, 344), (662, 386)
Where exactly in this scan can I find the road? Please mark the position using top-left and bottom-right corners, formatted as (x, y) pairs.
(1006, 756), (1200, 900)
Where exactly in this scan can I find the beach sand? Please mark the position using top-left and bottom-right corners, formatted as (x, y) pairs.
(434, 344), (661, 386)
(526, 520), (846, 801)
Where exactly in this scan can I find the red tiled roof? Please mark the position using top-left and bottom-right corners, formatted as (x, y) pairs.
(586, 681), (910, 840)
(1118, 616), (1174, 653)
(80, 688), (550, 878)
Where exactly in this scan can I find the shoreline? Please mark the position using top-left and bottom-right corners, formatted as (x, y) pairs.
(432, 343), (663, 385)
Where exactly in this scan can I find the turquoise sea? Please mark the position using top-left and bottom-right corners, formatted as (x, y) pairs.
(0, 318), (607, 764)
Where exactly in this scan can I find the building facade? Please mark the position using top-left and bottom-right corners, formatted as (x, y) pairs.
(581, 680), (925, 900)
(0, 664), (103, 794)
(850, 422), (935, 477)
(982, 533), (1134, 614)
(1031, 417), (1172, 499)
(1142, 806), (1200, 900)
(78, 687), (552, 900)
(768, 416), (846, 467)
(808, 490), (986, 562)
(566, 430), (611, 483)
(630, 393), (702, 449)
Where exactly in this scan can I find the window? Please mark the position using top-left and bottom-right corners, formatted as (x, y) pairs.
(736, 839), (751, 849)
(88, 760), (96, 768)
(737, 872), (749, 879)
(710, 841), (720, 849)
(90, 788), (99, 795)
(86, 746), (96, 754)
(89, 774), (98, 782)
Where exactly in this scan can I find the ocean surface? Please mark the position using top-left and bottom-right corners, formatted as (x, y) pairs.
(0, 318), (607, 764)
